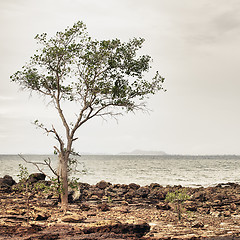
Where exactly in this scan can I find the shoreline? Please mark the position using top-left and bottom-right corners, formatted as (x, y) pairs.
(2, 154), (240, 188)
(1, 175), (240, 239)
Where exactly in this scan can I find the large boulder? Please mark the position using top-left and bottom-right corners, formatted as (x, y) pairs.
(0, 175), (15, 186)
(96, 180), (111, 190)
(0, 175), (16, 193)
(27, 173), (46, 184)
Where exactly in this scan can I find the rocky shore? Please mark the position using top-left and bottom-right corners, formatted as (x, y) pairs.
(1, 174), (240, 239)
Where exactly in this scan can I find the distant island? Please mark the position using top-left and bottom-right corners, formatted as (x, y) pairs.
(119, 149), (167, 155)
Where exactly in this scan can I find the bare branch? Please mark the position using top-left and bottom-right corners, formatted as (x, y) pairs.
(52, 125), (65, 153)
(18, 154), (59, 179)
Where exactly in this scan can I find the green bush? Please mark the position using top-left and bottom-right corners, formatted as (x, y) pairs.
(165, 189), (190, 221)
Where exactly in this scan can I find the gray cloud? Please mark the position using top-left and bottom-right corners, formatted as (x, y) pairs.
(212, 9), (240, 33)
(181, 1), (240, 45)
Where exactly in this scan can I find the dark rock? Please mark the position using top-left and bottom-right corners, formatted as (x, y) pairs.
(184, 201), (198, 211)
(89, 188), (105, 199)
(96, 180), (111, 190)
(215, 193), (227, 201)
(120, 184), (129, 189)
(148, 189), (166, 200)
(193, 191), (208, 202)
(27, 173), (46, 184)
(35, 212), (49, 221)
(124, 190), (136, 200)
(97, 203), (110, 211)
(136, 187), (150, 198)
(113, 183), (128, 189)
(46, 193), (53, 199)
(0, 175), (16, 192)
(24, 232), (59, 240)
(3, 175), (16, 186)
(82, 220), (150, 238)
(115, 188), (128, 197)
(80, 203), (91, 211)
(106, 185), (128, 199)
(128, 183), (140, 190)
(149, 183), (162, 189)
(79, 182), (90, 190)
(0, 182), (11, 193)
(173, 184), (183, 189)
(105, 185), (115, 194)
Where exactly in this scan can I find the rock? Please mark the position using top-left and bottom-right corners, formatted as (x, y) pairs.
(213, 199), (221, 205)
(223, 210), (231, 217)
(83, 220), (150, 238)
(115, 188), (128, 198)
(192, 221), (204, 228)
(0, 181), (11, 193)
(34, 212), (49, 221)
(2, 175), (15, 186)
(90, 194), (100, 200)
(149, 183), (162, 189)
(6, 209), (21, 215)
(124, 189), (136, 200)
(136, 187), (150, 198)
(215, 193), (227, 201)
(193, 191), (208, 202)
(96, 180), (111, 190)
(61, 214), (86, 223)
(27, 173), (46, 184)
(148, 189), (166, 200)
(156, 202), (171, 210)
(230, 203), (237, 211)
(128, 183), (140, 190)
(88, 187), (105, 199)
(184, 201), (198, 211)
(114, 183), (128, 189)
(210, 210), (221, 217)
(106, 185), (128, 199)
(113, 206), (129, 213)
(0, 175), (15, 192)
(97, 203), (110, 211)
(80, 203), (91, 211)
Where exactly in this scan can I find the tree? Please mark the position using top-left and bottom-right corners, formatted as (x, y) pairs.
(10, 21), (165, 211)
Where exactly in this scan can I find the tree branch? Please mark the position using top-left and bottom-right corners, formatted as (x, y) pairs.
(18, 154), (59, 179)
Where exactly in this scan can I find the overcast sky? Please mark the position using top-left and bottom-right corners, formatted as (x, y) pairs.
(1, 0), (240, 155)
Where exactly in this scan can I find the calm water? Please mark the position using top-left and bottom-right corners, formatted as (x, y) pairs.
(0, 154), (240, 187)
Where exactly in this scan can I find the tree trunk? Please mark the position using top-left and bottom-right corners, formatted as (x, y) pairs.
(59, 155), (69, 211)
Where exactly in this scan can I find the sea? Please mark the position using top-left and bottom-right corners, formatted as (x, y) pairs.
(1, 154), (240, 188)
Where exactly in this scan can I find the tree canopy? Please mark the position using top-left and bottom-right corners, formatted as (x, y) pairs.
(11, 21), (164, 120)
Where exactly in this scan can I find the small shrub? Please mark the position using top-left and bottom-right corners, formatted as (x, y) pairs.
(165, 189), (190, 221)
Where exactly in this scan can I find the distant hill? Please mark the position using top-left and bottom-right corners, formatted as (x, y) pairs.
(119, 149), (167, 155)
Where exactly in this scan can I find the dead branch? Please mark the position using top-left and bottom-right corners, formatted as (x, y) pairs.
(18, 154), (59, 179)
